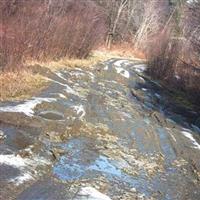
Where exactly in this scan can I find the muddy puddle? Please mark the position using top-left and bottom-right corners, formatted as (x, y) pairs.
(0, 58), (200, 200)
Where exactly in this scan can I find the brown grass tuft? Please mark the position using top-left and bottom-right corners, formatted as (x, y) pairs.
(0, 71), (47, 101)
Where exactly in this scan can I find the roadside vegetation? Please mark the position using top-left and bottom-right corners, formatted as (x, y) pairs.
(0, 0), (200, 104)
(26, 49), (139, 72)
(0, 71), (46, 101)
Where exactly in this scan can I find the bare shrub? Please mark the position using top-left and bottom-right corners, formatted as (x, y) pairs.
(0, 0), (107, 70)
(182, 0), (200, 66)
(146, 28), (179, 80)
(134, 0), (171, 51)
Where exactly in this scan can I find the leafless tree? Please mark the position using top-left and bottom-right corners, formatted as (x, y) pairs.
(134, 0), (171, 51)
(182, 0), (200, 66)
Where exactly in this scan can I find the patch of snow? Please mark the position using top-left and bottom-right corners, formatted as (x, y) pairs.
(73, 105), (86, 119)
(0, 154), (26, 167)
(70, 71), (85, 77)
(121, 112), (132, 119)
(0, 97), (56, 117)
(46, 77), (78, 95)
(107, 91), (112, 94)
(139, 77), (145, 81)
(0, 154), (50, 185)
(144, 118), (150, 125)
(58, 93), (67, 99)
(10, 173), (33, 185)
(88, 72), (95, 82)
(105, 80), (118, 84)
(104, 66), (108, 70)
(187, 0), (197, 4)
(0, 155), (33, 185)
(182, 131), (200, 150)
(114, 60), (127, 67)
(77, 187), (111, 200)
(74, 68), (83, 71)
(55, 72), (67, 81)
(51, 93), (67, 99)
(141, 88), (147, 92)
(65, 84), (78, 95)
(133, 64), (146, 73)
(0, 154), (50, 168)
(116, 67), (130, 78)
(168, 131), (177, 142)
(45, 77), (67, 87)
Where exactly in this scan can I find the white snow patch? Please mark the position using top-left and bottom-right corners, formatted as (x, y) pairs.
(139, 77), (145, 81)
(104, 66), (108, 70)
(182, 131), (200, 150)
(0, 97), (56, 117)
(10, 173), (33, 185)
(133, 64), (146, 73)
(70, 71), (85, 77)
(0, 154), (50, 168)
(58, 93), (67, 98)
(51, 93), (67, 99)
(142, 88), (147, 92)
(55, 72), (67, 81)
(46, 77), (78, 95)
(121, 112), (132, 119)
(0, 155), (33, 185)
(73, 105), (86, 119)
(116, 67), (130, 78)
(45, 77), (66, 87)
(0, 154), (26, 167)
(168, 131), (177, 142)
(114, 60), (127, 67)
(105, 80), (118, 84)
(0, 154), (50, 185)
(75, 68), (83, 71)
(88, 72), (95, 82)
(77, 187), (111, 200)
(187, 0), (197, 4)
(65, 84), (78, 95)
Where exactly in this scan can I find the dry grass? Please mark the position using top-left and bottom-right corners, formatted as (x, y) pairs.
(1, 48), (143, 101)
(0, 50), (118, 101)
(0, 71), (47, 101)
(103, 44), (146, 60)
(26, 50), (135, 71)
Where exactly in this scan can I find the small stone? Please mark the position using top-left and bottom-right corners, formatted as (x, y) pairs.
(130, 187), (137, 193)
(76, 187), (111, 200)
(0, 130), (6, 140)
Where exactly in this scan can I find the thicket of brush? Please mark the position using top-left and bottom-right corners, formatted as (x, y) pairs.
(1, 0), (200, 104)
(0, 0), (106, 70)
(145, 1), (200, 104)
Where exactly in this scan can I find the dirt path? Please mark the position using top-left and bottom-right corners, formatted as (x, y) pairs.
(0, 59), (200, 200)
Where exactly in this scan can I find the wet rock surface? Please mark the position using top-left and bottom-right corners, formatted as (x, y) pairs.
(0, 58), (200, 200)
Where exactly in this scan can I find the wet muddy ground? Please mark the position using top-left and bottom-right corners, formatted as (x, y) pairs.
(0, 58), (200, 200)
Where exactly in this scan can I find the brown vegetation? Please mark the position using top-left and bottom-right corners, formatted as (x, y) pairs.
(0, 71), (47, 101)
(0, 0), (106, 70)
(27, 50), (129, 71)
(146, 0), (200, 104)
(1, 0), (200, 104)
